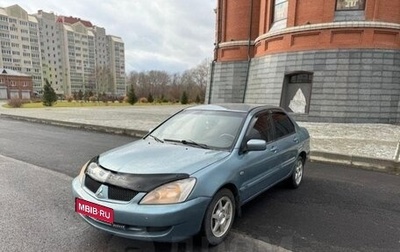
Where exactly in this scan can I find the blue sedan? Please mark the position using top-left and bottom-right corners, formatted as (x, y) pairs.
(72, 104), (310, 245)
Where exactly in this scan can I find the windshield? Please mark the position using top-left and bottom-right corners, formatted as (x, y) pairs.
(149, 109), (246, 150)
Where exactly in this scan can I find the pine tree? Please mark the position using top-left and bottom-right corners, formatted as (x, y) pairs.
(127, 84), (138, 105)
(42, 79), (57, 107)
(195, 94), (201, 104)
(147, 93), (154, 103)
(181, 91), (188, 105)
(78, 90), (83, 101)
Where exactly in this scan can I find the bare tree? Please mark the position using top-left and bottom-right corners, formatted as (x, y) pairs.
(126, 59), (209, 103)
(191, 59), (210, 102)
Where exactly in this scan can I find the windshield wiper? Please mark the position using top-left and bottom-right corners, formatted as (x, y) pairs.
(164, 139), (209, 149)
(182, 139), (209, 149)
(148, 134), (164, 143)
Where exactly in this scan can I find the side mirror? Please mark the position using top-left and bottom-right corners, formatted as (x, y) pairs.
(246, 139), (267, 151)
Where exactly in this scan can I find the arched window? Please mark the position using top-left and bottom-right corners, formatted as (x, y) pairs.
(273, 0), (288, 22)
(280, 72), (313, 114)
(270, 0), (288, 32)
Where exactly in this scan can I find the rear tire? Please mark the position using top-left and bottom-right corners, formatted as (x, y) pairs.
(287, 156), (304, 189)
(203, 188), (235, 246)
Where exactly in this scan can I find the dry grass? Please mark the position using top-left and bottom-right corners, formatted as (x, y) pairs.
(1, 100), (178, 108)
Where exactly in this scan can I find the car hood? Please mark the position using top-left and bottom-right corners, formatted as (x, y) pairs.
(98, 139), (230, 175)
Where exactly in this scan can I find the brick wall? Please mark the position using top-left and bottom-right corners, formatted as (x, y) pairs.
(217, 0), (400, 62)
(210, 0), (400, 123)
(0, 74), (34, 99)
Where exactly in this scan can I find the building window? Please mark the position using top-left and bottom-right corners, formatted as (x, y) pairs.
(289, 74), (313, 83)
(270, 0), (288, 32)
(280, 72), (313, 114)
(336, 0), (366, 11)
(273, 0), (288, 22)
(334, 0), (366, 21)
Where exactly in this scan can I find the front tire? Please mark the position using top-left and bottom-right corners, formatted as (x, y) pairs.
(203, 188), (235, 246)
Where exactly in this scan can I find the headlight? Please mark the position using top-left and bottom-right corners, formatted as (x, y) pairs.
(78, 156), (100, 184)
(78, 161), (90, 184)
(85, 161), (111, 183)
(140, 178), (196, 205)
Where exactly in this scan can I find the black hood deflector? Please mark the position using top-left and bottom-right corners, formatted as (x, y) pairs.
(102, 172), (189, 192)
(86, 158), (189, 192)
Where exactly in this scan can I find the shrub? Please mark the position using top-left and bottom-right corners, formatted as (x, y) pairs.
(139, 97), (148, 103)
(57, 94), (65, 101)
(89, 96), (98, 102)
(101, 96), (108, 103)
(31, 98), (42, 103)
(8, 98), (23, 108)
(117, 96), (125, 103)
(65, 95), (74, 102)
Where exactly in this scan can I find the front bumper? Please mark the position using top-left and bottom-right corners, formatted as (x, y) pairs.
(72, 177), (210, 242)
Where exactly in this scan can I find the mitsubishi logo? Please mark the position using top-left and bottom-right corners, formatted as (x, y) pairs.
(95, 185), (105, 198)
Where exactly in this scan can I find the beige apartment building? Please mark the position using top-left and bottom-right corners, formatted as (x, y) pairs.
(0, 4), (126, 97)
(0, 5), (41, 91)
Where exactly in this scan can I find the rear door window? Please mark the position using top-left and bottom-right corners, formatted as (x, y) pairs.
(271, 112), (295, 140)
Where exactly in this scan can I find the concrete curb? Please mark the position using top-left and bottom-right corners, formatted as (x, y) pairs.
(2, 113), (399, 174)
(0, 113), (148, 138)
(310, 151), (399, 174)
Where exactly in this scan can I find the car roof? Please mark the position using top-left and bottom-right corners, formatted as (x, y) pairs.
(185, 103), (282, 113)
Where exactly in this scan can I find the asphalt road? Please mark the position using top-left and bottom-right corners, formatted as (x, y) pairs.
(0, 118), (399, 252)
(0, 117), (134, 177)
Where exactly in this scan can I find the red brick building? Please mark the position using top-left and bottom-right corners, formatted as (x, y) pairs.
(0, 68), (33, 100)
(208, 0), (400, 123)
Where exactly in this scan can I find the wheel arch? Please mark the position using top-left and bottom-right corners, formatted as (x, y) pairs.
(299, 151), (307, 164)
(218, 183), (242, 217)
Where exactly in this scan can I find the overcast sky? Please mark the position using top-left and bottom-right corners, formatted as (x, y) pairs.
(0, 0), (216, 73)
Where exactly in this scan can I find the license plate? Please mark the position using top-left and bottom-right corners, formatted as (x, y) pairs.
(75, 198), (114, 224)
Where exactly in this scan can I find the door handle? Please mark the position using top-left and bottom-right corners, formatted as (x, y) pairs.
(293, 137), (299, 143)
(270, 146), (279, 153)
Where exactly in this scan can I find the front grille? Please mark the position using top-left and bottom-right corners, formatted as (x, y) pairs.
(108, 184), (138, 201)
(84, 175), (101, 193)
(84, 175), (138, 201)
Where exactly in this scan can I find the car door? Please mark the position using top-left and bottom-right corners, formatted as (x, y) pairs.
(269, 111), (299, 179)
(237, 111), (282, 203)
